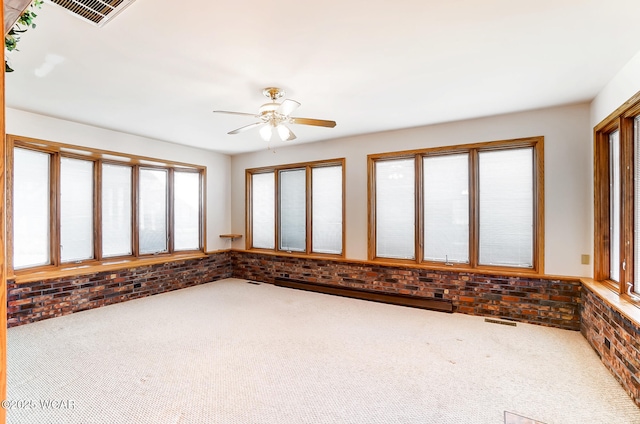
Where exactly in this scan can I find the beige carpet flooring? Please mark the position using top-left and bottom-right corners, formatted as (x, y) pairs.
(6, 278), (640, 424)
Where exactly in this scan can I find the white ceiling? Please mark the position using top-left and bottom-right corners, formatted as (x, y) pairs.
(5, 0), (640, 155)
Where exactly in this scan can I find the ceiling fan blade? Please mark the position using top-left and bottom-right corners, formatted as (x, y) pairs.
(277, 124), (296, 141)
(289, 117), (337, 128)
(285, 128), (297, 142)
(277, 99), (300, 116)
(228, 122), (264, 135)
(213, 110), (259, 118)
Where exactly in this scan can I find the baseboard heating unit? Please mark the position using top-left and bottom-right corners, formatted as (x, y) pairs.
(274, 278), (453, 313)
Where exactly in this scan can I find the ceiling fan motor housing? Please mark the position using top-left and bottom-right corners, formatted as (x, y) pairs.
(263, 87), (285, 101)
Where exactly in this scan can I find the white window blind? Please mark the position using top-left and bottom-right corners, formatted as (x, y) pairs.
(174, 171), (200, 251)
(423, 154), (469, 263)
(252, 172), (275, 249)
(279, 168), (306, 252)
(312, 165), (342, 254)
(479, 148), (533, 267)
(102, 163), (132, 258)
(375, 158), (415, 259)
(139, 168), (168, 254)
(60, 157), (94, 262)
(13, 148), (51, 269)
(609, 131), (621, 282)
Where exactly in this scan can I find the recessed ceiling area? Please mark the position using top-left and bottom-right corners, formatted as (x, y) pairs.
(5, 0), (640, 154)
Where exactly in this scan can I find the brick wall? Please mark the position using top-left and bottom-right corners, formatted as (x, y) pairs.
(231, 251), (582, 330)
(581, 285), (640, 407)
(7, 252), (232, 327)
(9, 249), (640, 408)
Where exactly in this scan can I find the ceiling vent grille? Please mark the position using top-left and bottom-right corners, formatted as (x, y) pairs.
(47, 0), (136, 27)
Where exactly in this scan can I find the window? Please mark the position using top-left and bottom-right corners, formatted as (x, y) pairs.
(423, 153), (469, 264)
(609, 131), (621, 283)
(478, 148), (533, 267)
(369, 137), (543, 272)
(594, 93), (640, 296)
(246, 159), (345, 256)
(8, 136), (205, 273)
(251, 172), (275, 249)
(311, 165), (343, 254)
(279, 168), (306, 252)
(102, 163), (133, 258)
(375, 158), (415, 260)
(60, 157), (95, 263)
(139, 168), (168, 254)
(174, 171), (202, 251)
(12, 148), (51, 269)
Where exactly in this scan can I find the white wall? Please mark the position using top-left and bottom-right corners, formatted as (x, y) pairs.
(591, 49), (640, 127)
(231, 103), (592, 277)
(6, 108), (232, 252)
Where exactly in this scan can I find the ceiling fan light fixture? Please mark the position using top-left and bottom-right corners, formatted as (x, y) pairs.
(259, 125), (273, 142)
(214, 87), (336, 144)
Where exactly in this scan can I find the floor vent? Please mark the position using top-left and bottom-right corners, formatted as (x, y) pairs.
(47, 0), (136, 27)
(245, 281), (261, 285)
(485, 318), (517, 327)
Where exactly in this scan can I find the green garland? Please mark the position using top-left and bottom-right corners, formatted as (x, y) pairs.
(5, 0), (43, 72)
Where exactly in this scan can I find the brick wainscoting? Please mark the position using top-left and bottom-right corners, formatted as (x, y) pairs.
(231, 251), (582, 330)
(581, 285), (640, 407)
(7, 252), (232, 327)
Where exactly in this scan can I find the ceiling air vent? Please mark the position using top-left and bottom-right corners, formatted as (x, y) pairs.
(47, 0), (136, 27)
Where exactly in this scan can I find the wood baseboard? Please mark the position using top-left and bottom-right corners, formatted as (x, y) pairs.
(273, 278), (453, 313)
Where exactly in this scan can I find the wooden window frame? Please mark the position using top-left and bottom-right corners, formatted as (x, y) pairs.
(6, 135), (205, 276)
(594, 91), (640, 299)
(368, 137), (544, 274)
(245, 158), (346, 258)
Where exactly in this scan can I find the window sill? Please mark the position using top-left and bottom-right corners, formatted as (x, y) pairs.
(239, 248), (345, 261)
(580, 278), (640, 327)
(234, 249), (573, 281)
(10, 252), (211, 284)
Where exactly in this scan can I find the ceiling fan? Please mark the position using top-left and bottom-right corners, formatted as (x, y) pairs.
(213, 87), (337, 142)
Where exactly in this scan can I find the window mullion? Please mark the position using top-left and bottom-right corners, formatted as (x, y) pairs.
(95, 160), (103, 260)
(469, 149), (479, 268)
(415, 155), (423, 264)
(168, 168), (175, 254)
(306, 166), (312, 254)
(132, 165), (139, 258)
(52, 152), (61, 267)
(245, 170), (253, 250)
(274, 169), (280, 252)
(621, 116), (635, 294)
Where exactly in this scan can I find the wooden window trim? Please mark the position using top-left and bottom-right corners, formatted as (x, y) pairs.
(245, 158), (346, 258)
(368, 136), (544, 274)
(6, 135), (206, 277)
(594, 91), (640, 302)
